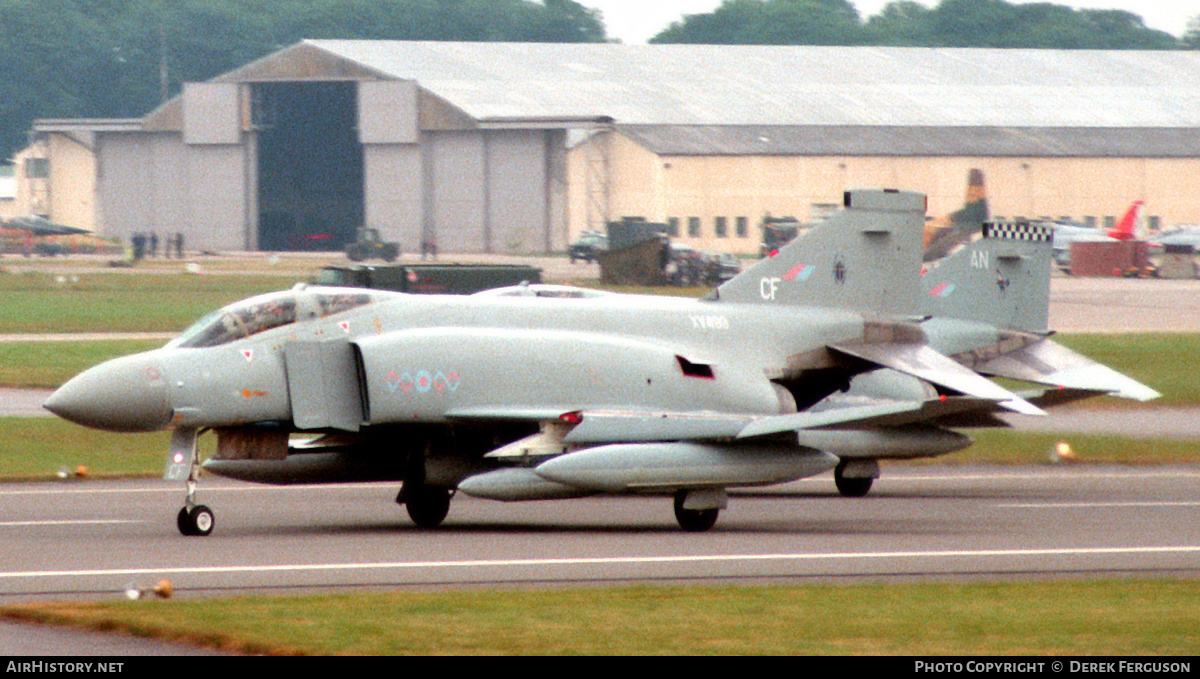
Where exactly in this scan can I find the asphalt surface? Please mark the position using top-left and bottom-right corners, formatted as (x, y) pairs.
(1, 465), (1197, 656)
(3, 466), (1199, 595)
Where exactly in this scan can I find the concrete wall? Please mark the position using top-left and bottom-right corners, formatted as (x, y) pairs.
(568, 134), (1200, 255)
(9, 136), (97, 231)
(97, 132), (251, 251)
(363, 143), (423, 250)
(422, 128), (561, 254)
(0, 171), (15, 221)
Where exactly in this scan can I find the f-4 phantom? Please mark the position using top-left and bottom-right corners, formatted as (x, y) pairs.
(45, 190), (1158, 535)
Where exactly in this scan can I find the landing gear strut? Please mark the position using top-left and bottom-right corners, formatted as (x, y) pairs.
(166, 427), (215, 536)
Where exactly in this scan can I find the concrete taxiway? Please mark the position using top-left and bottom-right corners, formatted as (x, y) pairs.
(1, 465), (1197, 601)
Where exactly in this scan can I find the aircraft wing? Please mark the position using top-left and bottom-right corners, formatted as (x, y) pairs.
(1156, 228), (1200, 248)
(5, 215), (90, 236)
(973, 338), (1160, 402)
(736, 395), (1001, 439)
(829, 342), (1046, 415)
(452, 395), (1002, 444)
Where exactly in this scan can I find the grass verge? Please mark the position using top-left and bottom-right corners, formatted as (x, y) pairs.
(0, 272), (291, 333)
(0, 418), (171, 480)
(1053, 333), (1200, 408)
(0, 340), (165, 388)
(3, 579), (1198, 655)
(918, 430), (1200, 466)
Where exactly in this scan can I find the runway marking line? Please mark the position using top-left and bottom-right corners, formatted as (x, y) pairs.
(999, 501), (1200, 508)
(0, 519), (143, 527)
(2, 545), (1198, 580)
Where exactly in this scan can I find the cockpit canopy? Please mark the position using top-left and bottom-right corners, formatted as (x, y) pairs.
(167, 287), (385, 349)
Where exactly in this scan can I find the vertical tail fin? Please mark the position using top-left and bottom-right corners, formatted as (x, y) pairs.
(1106, 200), (1144, 241)
(922, 220), (1053, 333)
(921, 169), (989, 262)
(716, 189), (926, 318)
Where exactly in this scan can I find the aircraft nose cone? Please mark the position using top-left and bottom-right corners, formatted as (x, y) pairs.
(44, 354), (173, 432)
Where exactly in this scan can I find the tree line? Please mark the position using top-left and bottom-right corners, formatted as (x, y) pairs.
(2, 0), (1197, 163)
(0, 0), (604, 160)
(653, 0), (1197, 49)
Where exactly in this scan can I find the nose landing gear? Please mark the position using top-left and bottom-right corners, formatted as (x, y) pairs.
(165, 426), (215, 537)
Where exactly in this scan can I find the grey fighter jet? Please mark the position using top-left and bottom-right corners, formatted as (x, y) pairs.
(44, 190), (1157, 535)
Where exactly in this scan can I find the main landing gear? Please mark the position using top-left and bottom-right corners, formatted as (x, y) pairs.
(673, 488), (726, 532)
(398, 484), (453, 528)
(833, 459), (878, 498)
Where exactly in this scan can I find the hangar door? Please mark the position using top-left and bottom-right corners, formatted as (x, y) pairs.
(255, 82), (363, 251)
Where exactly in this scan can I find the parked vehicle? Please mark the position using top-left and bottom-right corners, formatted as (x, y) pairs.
(313, 263), (542, 295)
(346, 228), (400, 262)
(568, 231), (608, 263)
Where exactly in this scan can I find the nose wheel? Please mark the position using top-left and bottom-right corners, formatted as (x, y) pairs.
(177, 505), (215, 536)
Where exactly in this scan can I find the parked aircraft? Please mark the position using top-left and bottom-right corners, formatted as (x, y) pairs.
(44, 189), (1157, 535)
(1043, 201), (1144, 271)
(1152, 226), (1200, 250)
(921, 168), (988, 262)
(1, 215), (117, 256)
(1105, 200), (1145, 241)
(2, 215), (90, 236)
(1048, 222), (1115, 270)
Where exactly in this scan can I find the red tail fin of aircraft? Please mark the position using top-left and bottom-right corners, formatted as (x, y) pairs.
(1106, 200), (1144, 241)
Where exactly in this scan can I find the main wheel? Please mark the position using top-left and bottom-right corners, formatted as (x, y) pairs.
(177, 505), (215, 536)
(834, 461), (874, 498)
(673, 492), (719, 532)
(405, 486), (452, 528)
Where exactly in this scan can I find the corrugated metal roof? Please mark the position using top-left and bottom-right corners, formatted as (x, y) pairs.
(618, 124), (1200, 157)
(305, 41), (1200, 129)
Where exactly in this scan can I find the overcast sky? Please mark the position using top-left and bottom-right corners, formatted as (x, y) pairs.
(574, 0), (1196, 44)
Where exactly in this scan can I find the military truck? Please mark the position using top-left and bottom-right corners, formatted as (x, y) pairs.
(759, 216), (802, 258)
(313, 263), (542, 295)
(345, 228), (400, 262)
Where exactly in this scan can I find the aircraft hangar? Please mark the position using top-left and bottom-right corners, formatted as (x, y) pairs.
(33, 41), (1200, 255)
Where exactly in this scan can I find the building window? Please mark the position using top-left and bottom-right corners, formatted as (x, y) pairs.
(714, 216), (727, 238)
(24, 157), (49, 179)
(1148, 216), (1161, 232)
(1084, 216), (1097, 228)
(687, 217), (700, 237)
(736, 216), (748, 238)
(1103, 216), (1116, 230)
(667, 217), (680, 237)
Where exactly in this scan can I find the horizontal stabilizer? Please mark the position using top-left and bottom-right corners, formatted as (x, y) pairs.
(977, 338), (1160, 402)
(1019, 386), (1112, 409)
(831, 343), (1045, 416)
